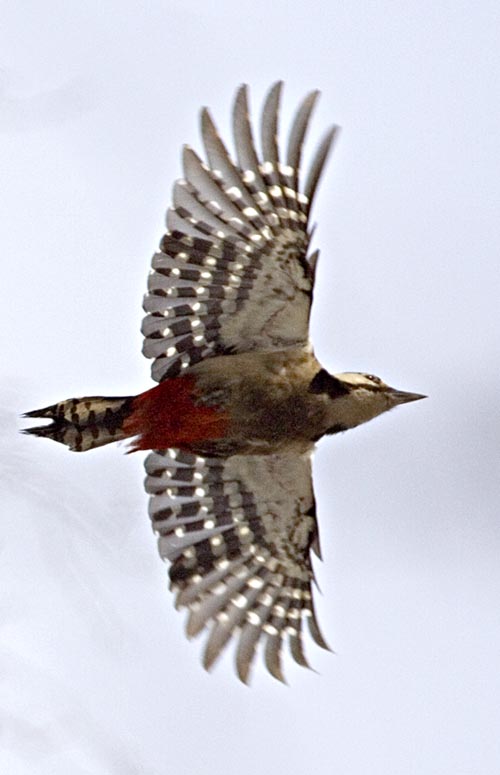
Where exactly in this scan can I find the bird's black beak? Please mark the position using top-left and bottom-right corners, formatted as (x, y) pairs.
(389, 388), (427, 405)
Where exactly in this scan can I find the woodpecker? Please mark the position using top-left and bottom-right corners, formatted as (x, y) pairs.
(24, 83), (425, 684)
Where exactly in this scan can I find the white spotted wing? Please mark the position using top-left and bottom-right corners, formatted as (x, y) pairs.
(142, 82), (338, 381)
(145, 449), (329, 683)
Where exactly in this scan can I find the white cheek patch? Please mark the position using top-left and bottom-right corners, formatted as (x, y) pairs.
(333, 372), (387, 389)
(328, 387), (390, 431)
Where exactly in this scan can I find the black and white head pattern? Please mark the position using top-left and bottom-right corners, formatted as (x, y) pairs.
(145, 449), (329, 683)
(142, 82), (338, 382)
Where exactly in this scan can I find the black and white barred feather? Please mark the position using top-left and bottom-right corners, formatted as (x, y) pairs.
(145, 449), (329, 683)
(142, 83), (337, 682)
(142, 82), (338, 382)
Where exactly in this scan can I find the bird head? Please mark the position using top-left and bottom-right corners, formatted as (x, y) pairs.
(309, 369), (426, 434)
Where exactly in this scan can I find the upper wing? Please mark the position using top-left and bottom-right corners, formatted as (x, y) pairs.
(145, 448), (329, 684)
(143, 82), (338, 382)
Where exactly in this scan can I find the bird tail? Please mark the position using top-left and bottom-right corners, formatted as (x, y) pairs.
(24, 378), (229, 453)
(23, 395), (134, 452)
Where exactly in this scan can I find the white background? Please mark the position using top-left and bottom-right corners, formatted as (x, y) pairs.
(1, 2), (499, 773)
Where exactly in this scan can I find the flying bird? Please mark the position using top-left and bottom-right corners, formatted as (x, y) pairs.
(24, 82), (425, 684)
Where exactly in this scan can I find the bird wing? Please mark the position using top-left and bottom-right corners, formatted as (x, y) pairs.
(145, 448), (329, 684)
(143, 82), (338, 382)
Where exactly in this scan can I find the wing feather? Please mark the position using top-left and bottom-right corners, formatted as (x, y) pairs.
(259, 81), (296, 230)
(260, 81), (282, 169)
(232, 85), (267, 192)
(143, 83), (337, 382)
(286, 89), (320, 203)
(289, 613), (311, 668)
(264, 631), (286, 683)
(145, 449), (328, 683)
(263, 596), (293, 683)
(200, 108), (258, 211)
(186, 564), (261, 638)
(182, 147), (255, 232)
(304, 125), (339, 208)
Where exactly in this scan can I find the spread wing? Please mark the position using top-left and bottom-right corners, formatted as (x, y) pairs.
(143, 82), (338, 382)
(145, 448), (329, 683)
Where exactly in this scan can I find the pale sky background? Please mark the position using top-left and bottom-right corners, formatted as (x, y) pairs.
(1, 2), (500, 773)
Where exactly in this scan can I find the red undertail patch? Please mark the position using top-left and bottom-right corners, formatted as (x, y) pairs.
(122, 376), (229, 452)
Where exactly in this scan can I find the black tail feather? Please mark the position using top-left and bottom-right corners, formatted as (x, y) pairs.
(22, 402), (71, 443)
(22, 396), (134, 451)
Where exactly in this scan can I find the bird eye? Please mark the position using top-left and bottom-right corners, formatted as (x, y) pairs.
(365, 374), (380, 384)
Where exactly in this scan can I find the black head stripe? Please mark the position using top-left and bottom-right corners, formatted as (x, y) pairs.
(308, 369), (350, 398)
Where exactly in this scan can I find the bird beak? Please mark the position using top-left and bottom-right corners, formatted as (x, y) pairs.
(389, 388), (427, 405)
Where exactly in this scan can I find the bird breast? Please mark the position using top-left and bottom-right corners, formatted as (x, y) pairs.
(188, 349), (329, 453)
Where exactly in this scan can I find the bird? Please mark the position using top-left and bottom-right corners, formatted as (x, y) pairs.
(24, 82), (425, 684)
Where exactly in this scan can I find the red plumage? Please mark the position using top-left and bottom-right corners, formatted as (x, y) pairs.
(123, 377), (229, 452)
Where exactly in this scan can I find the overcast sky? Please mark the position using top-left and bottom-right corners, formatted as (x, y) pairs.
(1, 2), (500, 773)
